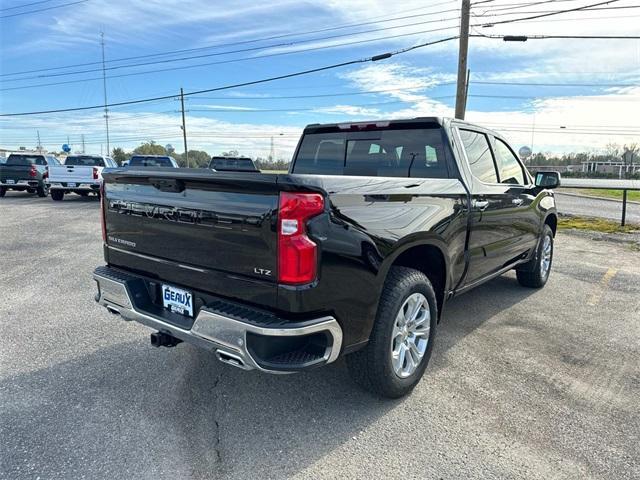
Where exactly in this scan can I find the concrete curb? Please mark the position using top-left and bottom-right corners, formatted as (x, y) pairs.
(555, 190), (640, 206)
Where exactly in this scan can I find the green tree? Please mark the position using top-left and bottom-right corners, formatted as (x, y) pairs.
(133, 141), (167, 156)
(111, 147), (127, 166)
(173, 150), (211, 168)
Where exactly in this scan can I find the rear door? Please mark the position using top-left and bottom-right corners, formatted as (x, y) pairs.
(455, 127), (531, 285)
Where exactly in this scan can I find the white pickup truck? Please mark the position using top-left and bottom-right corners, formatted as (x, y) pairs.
(48, 155), (117, 201)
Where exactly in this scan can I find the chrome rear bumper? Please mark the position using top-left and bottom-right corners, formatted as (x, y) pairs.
(93, 266), (343, 373)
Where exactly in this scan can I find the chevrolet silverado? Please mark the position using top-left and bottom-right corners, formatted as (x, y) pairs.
(93, 117), (560, 398)
(0, 153), (60, 197)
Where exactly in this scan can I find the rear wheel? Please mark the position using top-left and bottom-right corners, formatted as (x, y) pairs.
(346, 266), (437, 398)
(0, 186), (6, 197)
(78, 191), (88, 197)
(37, 184), (48, 197)
(516, 224), (554, 288)
(50, 189), (64, 201)
(27, 188), (35, 194)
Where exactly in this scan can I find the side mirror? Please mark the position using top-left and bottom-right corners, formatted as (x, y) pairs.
(535, 171), (561, 189)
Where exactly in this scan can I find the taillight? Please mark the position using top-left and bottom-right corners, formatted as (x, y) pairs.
(277, 192), (324, 285)
(93, 167), (99, 180)
(29, 165), (37, 178)
(100, 182), (106, 243)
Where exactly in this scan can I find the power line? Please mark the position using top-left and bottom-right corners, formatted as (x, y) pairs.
(0, 2), (460, 77)
(3, 16), (461, 82)
(474, 0), (621, 25)
(0, 36), (459, 117)
(190, 85), (457, 100)
(0, 26), (460, 92)
(472, 80), (639, 86)
(0, 0), (56, 12)
(473, 0), (582, 13)
(0, 0), (88, 19)
(474, 33), (640, 40)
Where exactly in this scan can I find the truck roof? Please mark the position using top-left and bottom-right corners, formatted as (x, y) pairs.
(302, 117), (502, 137)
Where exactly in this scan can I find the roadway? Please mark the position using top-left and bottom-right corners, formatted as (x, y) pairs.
(555, 192), (640, 225)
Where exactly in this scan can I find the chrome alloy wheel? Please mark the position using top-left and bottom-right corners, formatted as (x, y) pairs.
(390, 292), (431, 378)
(540, 235), (552, 278)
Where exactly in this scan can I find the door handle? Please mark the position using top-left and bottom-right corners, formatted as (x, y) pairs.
(473, 200), (489, 211)
(512, 198), (524, 206)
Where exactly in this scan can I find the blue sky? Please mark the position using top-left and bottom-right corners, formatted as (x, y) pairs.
(1, 0), (639, 158)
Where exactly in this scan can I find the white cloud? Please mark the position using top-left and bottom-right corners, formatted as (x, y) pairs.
(339, 62), (640, 153)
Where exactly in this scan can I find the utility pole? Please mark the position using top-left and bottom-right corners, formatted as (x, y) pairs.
(100, 32), (110, 155)
(269, 136), (275, 162)
(37, 130), (42, 152)
(81, 134), (86, 154)
(455, 0), (471, 120)
(180, 87), (189, 168)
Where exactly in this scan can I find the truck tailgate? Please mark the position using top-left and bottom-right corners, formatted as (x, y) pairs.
(0, 165), (34, 181)
(49, 165), (97, 183)
(102, 168), (285, 306)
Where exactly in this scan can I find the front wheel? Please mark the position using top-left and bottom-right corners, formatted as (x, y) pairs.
(50, 189), (64, 201)
(516, 224), (554, 288)
(346, 266), (437, 398)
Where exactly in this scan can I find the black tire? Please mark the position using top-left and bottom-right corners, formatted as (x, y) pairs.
(50, 189), (64, 201)
(0, 186), (6, 197)
(78, 191), (89, 197)
(26, 188), (35, 194)
(37, 184), (48, 197)
(516, 224), (554, 288)
(346, 266), (437, 398)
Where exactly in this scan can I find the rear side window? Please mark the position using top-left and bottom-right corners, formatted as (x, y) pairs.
(493, 138), (526, 185)
(129, 156), (174, 167)
(293, 126), (449, 178)
(459, 130), (497, 183)
(7, 154), (46, 166)
(65, 156), (105, 167)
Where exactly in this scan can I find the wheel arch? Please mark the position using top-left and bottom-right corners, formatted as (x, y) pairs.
(544, 212), (558, 237)
(379, 238), (450, 321)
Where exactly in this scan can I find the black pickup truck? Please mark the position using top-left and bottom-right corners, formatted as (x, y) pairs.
(93, 117), (559, 397)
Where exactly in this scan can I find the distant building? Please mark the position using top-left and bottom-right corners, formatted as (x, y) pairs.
(581, 160), (640, 176)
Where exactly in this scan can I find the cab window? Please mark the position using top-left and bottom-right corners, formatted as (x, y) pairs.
(459, 129), (498, 183)
(493, 138), (526, 185)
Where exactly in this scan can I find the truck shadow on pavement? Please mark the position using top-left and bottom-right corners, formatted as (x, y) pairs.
(1, 274), (537, 479)
(2, 191), (100, 203)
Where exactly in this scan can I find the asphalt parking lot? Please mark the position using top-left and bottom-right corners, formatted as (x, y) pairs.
(1, 190), (639, 480)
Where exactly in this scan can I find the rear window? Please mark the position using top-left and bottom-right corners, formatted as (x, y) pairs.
(7, 154), (46, 166)
(129, 156), (175, 167)
(292, 125), (450, 178)
(65, 155), (105, 167)
(210, 157), (258, 171)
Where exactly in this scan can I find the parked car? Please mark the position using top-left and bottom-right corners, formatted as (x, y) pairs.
(209, 156), (259, 172)
(93, 117), (560, 398)
(127, 155), (179, 168)
(0, 153), (60, 197)
(48, 155), (116, 201)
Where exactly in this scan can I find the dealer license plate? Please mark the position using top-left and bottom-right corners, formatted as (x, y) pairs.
(162, 284), (193, 317)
